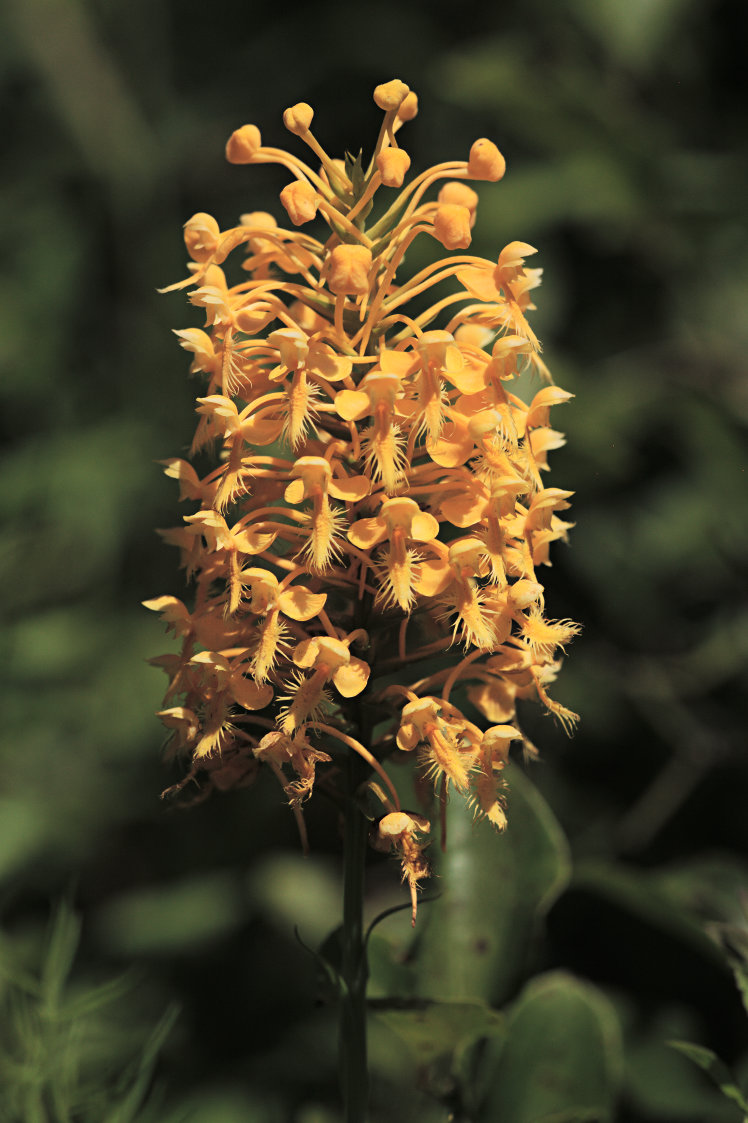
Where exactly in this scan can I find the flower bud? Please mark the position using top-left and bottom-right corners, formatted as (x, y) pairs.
(328, 245), (372, 296)
(183, 213), (220, 262)
(225, 124), (262, 164)
(283, 102), (314, 134)
(376, 147), (411, 187)
(397, 91), (419, 122)
(280, 180), (319, 226)
(373, 79), (410, 112)
(468, 138), (506, 181)
(433, 203), (472, 250)
(438, 181), (478, 225)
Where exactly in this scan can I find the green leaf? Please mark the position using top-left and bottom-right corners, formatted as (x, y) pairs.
(668, 1042), (748, 1114)
(414, 763), (571, 1004)
(40, 900), (81, 1012)
(478, 972), (623, 1123)
(624, 1002), (742, 1120)
(371, 998), (504, 1068)
(102, 1005), (179, 1123)
(710, 920), (748, 1021)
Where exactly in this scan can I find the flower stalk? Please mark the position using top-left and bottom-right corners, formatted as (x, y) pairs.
(340, 748), (370, 1123)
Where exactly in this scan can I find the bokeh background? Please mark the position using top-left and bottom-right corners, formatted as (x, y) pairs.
(1, 0), (747, 1120)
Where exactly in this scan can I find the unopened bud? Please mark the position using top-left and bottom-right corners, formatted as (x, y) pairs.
(225, 124), (262, 164)
(433, 204), (472, 250)
(328, 245), (372, 296)
(283, 102), (314, 135)
(438, 181), (479, 224)
(397, 91), (419, 122)
(373, 79), (410, 112)
(468, 138), (506, 181)
(376, 147), (411, 188)
(280, 180), (319, 226)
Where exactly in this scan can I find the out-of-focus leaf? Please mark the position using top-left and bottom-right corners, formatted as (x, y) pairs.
(169, 1088), (282, 1123)
(0, 798), (49, 882)
(94, 874), (243, 956)
(40, 900), (80, 1010)
(669, 1041), (748, 1115)
(571, 0), (696, 71)
(413, 763), (570, 1004)
(248, 854), (341, 944)
(573, 860), (727, 963)
(624, 1001), (741, 1120)
(371, 999), (504, 1067)
(102, 1005), (180, 1123)
(478, 971), (623, 1123)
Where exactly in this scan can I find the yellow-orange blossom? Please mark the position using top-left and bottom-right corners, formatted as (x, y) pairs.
(147, 79), (579, 924)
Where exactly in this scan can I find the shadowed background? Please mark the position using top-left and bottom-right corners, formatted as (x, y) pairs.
(1, 0), (747, 1120)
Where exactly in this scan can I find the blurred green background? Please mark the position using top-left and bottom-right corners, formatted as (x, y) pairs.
(1, 0), (747, 1119)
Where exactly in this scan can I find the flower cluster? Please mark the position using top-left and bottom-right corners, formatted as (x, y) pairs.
(147, 80), (579, 923)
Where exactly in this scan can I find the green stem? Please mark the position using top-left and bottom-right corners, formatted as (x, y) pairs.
(339, 749), (370, 1122)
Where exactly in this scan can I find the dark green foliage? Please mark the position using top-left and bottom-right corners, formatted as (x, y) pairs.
(0, 901), (178, 1123)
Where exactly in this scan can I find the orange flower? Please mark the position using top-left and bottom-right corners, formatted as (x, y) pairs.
(150, 78), (579, 909)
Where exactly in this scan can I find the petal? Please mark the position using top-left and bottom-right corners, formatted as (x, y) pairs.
(240, 414), (285, 445)
(427, 423), (474, 468)
(142, 594), (189, 621)
(230, 676), (274, 710)
(347, 517), (387, 549)
(293, 638), (321, 668)
(396, 723), (419, 751)
(410, 511), (440, 542)
(328, 474), (371, 502)
(284, 478), (305, 505)
(232, 527), (278, 554)
(308, 342), (353, 382)
(157, 706), (199, 740)
(335, 389), (370, 421)
(443, 343), (464, 373)
(414, 558), (452, 597)
(374, 349), (416, 377)
(444, 360), (488, 395)
(278, 587), (327, 621)
(467, 681), (517, 724)
(196, 395), (240, 424)
(455, 266), (502, 302)
(440, 488), (486, 527)
(332, 657), (370, 698)
(525, 386), (574, 428)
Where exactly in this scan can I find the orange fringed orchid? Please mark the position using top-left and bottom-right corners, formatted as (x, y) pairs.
(148, 79), (579, 924)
